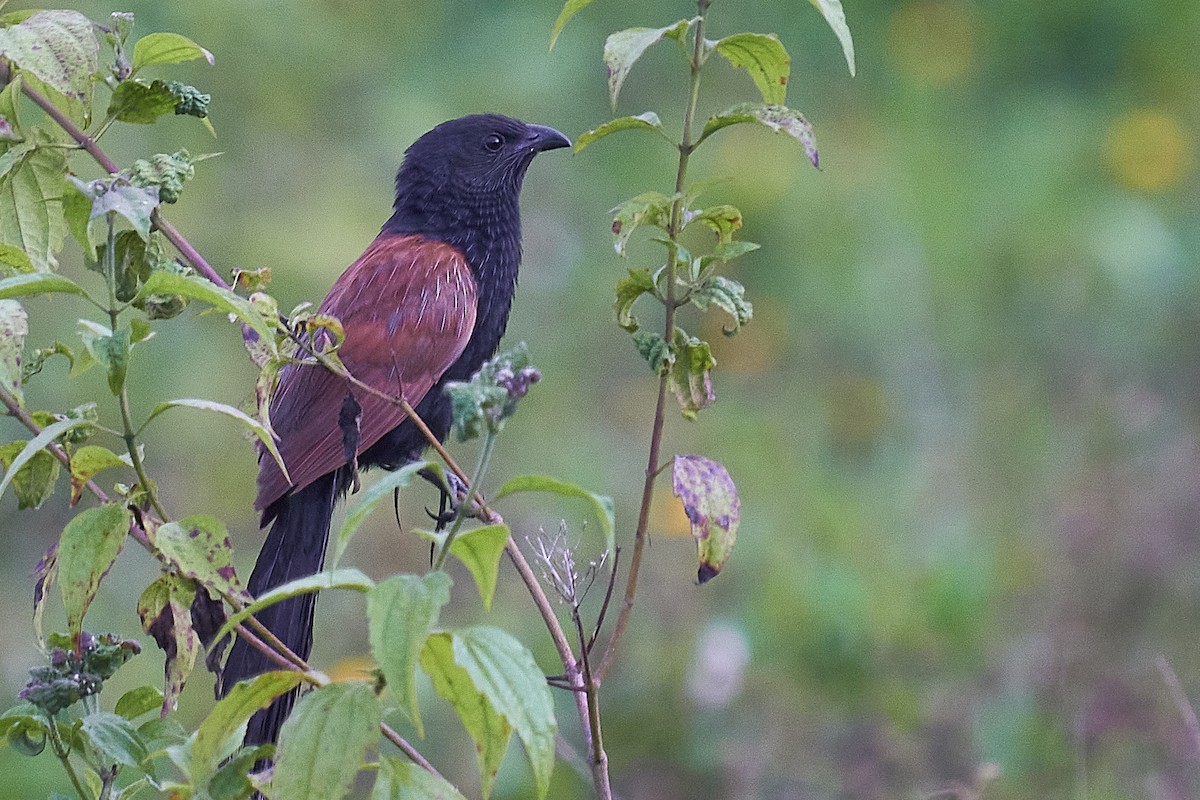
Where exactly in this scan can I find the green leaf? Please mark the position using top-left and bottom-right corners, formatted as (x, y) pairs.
(700, 240), (760, 268)
(691, 275), (753, 335)
(603, 20), (691, 110)
(0, 413), (89, 502)
(685, 204), (743, 244)
(0, 243), (34, 275)
(0, 272), (87, 301)
(574, 112), (669, 153)
(214, 568), (375, 646)
(114, 685), (165, 721)
(145, 397), (288, 484)
(494, 474), (615, 557)
(0, 11), (99, 106)
(436, 524), (509, 610)
(332, 460), (428, 569)
(668, 328), (715, 420)
(69, 444), (128, 505)
(714, 32), (791, 105)
(612, 268), (656, 333)
(107, 79), (178, 124)
(373, 755), (468, 800)
(451, 627), (557, 799)
(62, 177), (96, 260)
(135, 269), (277, 342)
(807, 0), (856, 76)
(80, 711), (147, 768)
(0, 297), (26, 405)
(698, 102), (819, 168)
(137, 573), (199, 716)
(273, 682), (382, 800)
(129, 150), (196, 204)
(152, 515), (250, 602)
(548, 0), (595, 50)
(0, 144), (68, 271)
(57, 504), (131, 636)
(0, 439), (59, 509)
(0, 74), (24, 142)
(610, 191), (672, 257)
(671, 454), (740, 582)
(632, 330), (672, 375)
(421, 632), (511, 800)
(90, 325), (129, 395)
(87, 181), (160, 241)
(131, 32), (214, 72)
(190, 671), (305, 787)
(367, 572), (451, 735)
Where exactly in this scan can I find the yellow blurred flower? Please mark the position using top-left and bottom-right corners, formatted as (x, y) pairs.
(888, 0), (978, 87)
(326, 654), (376, 683)
(1105, 109), (1195, 191)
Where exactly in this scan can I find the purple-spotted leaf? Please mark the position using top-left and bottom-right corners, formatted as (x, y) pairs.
(672, 455), (740, 582)
(0, 11), (99, 108)
(698, 103), (819, 168)
(152, 515), (249, 602)
(0, 298), (27, 406)
(667, 328), (715, 419)
(137, 573), (199, 715)
(58, 504), (131, 636)
(604, 20), (691, 110)
(713, 32), (791, 105)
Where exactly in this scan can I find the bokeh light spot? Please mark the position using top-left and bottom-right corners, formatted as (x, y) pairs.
(1104, 109), (1195, 191)
(887, 0), (978, 87)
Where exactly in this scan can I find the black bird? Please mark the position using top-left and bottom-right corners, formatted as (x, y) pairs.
(221, 114), (571, 747)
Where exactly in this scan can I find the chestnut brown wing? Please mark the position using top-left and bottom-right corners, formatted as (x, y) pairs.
(256, 234), (478, 511)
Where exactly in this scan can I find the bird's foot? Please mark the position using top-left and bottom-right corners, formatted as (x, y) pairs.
(419, 468), (473, 531)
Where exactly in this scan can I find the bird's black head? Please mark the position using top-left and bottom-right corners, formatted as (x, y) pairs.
(386, 114), (570, 241)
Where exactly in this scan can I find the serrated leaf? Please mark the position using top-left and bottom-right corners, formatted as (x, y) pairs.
(81, 711), (147, 768)
(0, 413), (88, 503)
(686, 204), (743, 244)
(135, 270), (276, 342)
(549, 0), (596, 50)
(0, 144), (68, 271)
(132, 32), (214, 72)
(668, 328), (715, 420)
(58, 504), (131, 636)
(273, 682), (382, 800)
(421, 632), (511, 800)
(0, 272), (89, 300)
(332, 460), (428, 569)
(190, 671), (305, 787)
(69, 444), (127, 506)
(807, 0), (856, 76)
(0, 297), (26, 405)
(114, 685), (165, 721)
(107, 79), (178, 125)
(612, 268), (657, 332)
(610, 191), (672, 257)
(145, 397), (288, 484)
(698, 102), (819, 167)
(214, 568), (374, 646)
(0, 11), (99, 106)
(152, 515), (250, 602)
(574, 112), (669, 152)
(137, 573), (199, 715)
(494, 474), (615, 557)
(672, 454), (740, 582)
(367, 572), (450, 735)
(714, 32), (791, 105)
(604, 20), (690, 110)
(691, 275), (753, 335)
(373, 754), (467, 800)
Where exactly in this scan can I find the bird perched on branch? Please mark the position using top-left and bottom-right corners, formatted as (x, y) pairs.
(221, 114), (570, 747)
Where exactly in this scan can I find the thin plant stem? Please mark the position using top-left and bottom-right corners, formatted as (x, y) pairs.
(434, 426), (497, 570)
(47, 718), (90, 800)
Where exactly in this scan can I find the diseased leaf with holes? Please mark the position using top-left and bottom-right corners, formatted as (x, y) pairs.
(80, 711), (147, 768)
(632, 330), (672, 375)
(0, 298), (26, 405)
(549, 0), (596, 49)
(574, 112), (669, 152)
(668, 328), (715, 420)
(0, 439), (59, 509)
(137, 573), (199, 716)
(107, 79), (178, 125)
(68, 444), (127, 506)
(613, 268), (657, 332)
(610, 192), (672, 257)
(214, 569), (374, 646)
(273, 682), (382, 800)
(152, 515), (250, 603)
(421, 632), (512, 800)
(672, 454), (741, 582)
(58, 504), (131, 636)
(603, 20), (691, 110)
(368, 572), (450, 735)
(691, 275), (753, 335)
(373, 754), (468, 800)
(714, 33), (791, 105)
(333, 460), (428, 569)
(699, 102), (819, 167)
(0, 11), (99, 108)
(131, 32), (214, 72)
(807, 0), (856, 76)
(494, 474), (616, 557)
(0, 144), (67, 271)
(685, 204), (743, 244)
(144, 397), (288, 483)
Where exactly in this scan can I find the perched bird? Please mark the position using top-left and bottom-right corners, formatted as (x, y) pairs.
(221, 114), (570, 747)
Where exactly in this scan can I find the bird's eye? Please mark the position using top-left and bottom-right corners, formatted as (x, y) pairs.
(483, 134), (504, 152)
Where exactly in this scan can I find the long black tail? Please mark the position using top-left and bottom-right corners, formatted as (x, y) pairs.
(222, 473), (339, 746)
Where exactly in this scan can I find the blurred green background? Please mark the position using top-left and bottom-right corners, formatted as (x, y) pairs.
(2, 0), (1199, 797)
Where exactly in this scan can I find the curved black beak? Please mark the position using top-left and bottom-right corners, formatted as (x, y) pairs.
(527, 124), (572, 153)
